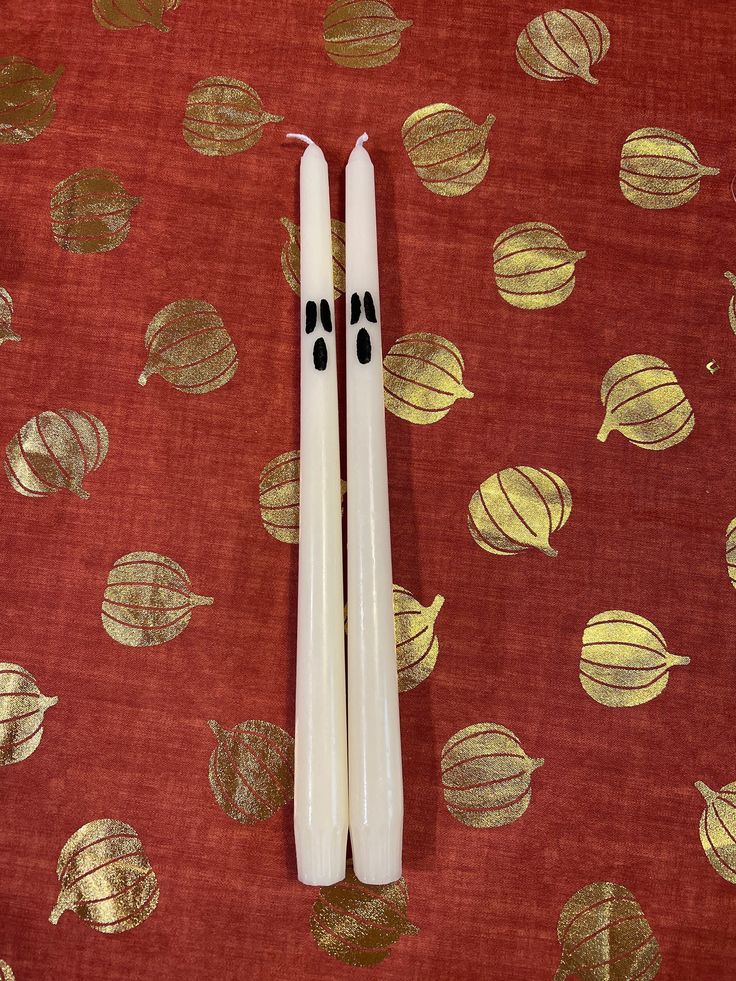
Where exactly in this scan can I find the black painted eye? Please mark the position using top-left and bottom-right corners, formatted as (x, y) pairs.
(363, 292), (377, 323)
(313, 337), (328, 371)
(356, 328), (371, 364)
(305, 301), (317, 334)
(320, 298), (332, 332)
(350, 293), (361, 325)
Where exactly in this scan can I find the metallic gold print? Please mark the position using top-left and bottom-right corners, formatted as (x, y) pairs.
(580, 611), (689, 708)
(259, 449), (346, 544)
(93, 0), (181, 32)
(0, 288), (19, 344)
(727, 519), (736, 591)
(393, 585), (444, 692)
(50, 819), (159, 934)
(726, 272), (736, 334)
(323, 1), (412, 69)
(101, 551), (213, 647)
(0, 57), (63, 145)
(516, 10), (610, 85)
(183, 77), (282, 157)
(280, 217), (346, 298)
(554, 882), (661, 981)
(0, 960), (15, 981)
(402, 104), (495, 197)
(50, 169), (141, 254)
(493, 222), (586, 310)
(383, 332), (473, 424)
(441, 723), (543, 828)
(207, 719), (294, 824)
(310, 861), (418, 967)
(597, 354), (694, 450)
(695, 781), (736, 885)
(4, 409), (108, 499)
(619, 128), (719, 210)
(468, 466), (572, 557)
(137, 299), (238, 395)
(0, 663), (57, 766)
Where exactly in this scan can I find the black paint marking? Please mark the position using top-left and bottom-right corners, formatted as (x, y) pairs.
(305, 301), (317, 334)
(357, 327), (372, 364)
(350, 292), (361, 325)
(313, 337), (328, 371)
(320, 298), (332, 332)
(363, 291), (377, 323)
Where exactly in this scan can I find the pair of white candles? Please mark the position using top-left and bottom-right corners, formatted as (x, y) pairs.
(291, 133), (402, 887)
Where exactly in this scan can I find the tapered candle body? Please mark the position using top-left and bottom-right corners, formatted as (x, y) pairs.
(293, 137), (349, 886)
(346, 135), (403, 884)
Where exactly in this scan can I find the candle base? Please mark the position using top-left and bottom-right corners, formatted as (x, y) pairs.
(349, 824), (403, 885)
(295, 825), (348, 886)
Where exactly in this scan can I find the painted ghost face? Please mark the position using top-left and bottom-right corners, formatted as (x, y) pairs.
(349, 291), (377, 364)
(305, 297), (333, 370)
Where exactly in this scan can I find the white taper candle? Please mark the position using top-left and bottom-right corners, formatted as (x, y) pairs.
(345, 133), (403, 884)
(291, 134), (349, 886)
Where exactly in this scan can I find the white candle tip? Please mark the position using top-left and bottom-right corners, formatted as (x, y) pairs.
(286, 133), (315, 146)
(356, 132), (369, 147)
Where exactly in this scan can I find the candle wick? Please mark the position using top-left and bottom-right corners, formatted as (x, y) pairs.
(286, 133), (315, 146)
(356, 132), (369, 147)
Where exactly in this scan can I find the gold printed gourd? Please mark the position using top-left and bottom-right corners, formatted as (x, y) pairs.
(516, 10), (610, 85)
(0, 57), (63, 145)
(0, 288), (19, 344)
(50, 819), (159, 933)
(554, 882), (661, 981)
(51, 169), (141, 254)
(310, 861), (418, 967)
(597, 354), (694, 450)
(619, 128), (719, 210)
(208, 719), (294, 824)
(393, 585), (444, 692)
(0, 663), (57, 766)
(402, 104), (495, 196)
(259, 450), (346, 544)
(441, 723), (543, 828)
(725, 272), (736, 334)
(93, 0), (181, 32)
(323, 1), (412, 68)
(138, 300), (238, 395)
(102, 552), (213, 647)
(183, 77), (282, 157)
(468, 466), (572, 557)
(383, 332), (474, 424)
(280, 217), (346, 298)
(4, 409), (108, 499)
(580, 611), (689, 708)
(493, 222), (586, 310)
(727, 519), (736, 591)
(695, 780), (736, 885)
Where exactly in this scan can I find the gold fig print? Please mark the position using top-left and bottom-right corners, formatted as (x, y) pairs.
(51, 169), (140, 254)
(208, 719), (294, 824)
(393, 585), (444, 692)
(402, 104), (495, 196)
(102, 552), (213, 647)
(0, 57), (63, 145)
(310, 860), (418, 967)
(93, 0), (181, 31)
(183, 77), (282, 156)
(383, 332), (473, 424)
(580, 611), (689, 708)
(725, 272), (736, 334)
(493, 222), (586, 310)
(597, 354), (694, 450)
(695, 780), (736, 885)
(620, 128), (719, 210)
(727, 519), (736, 591)
(0, 663), (57, 766)
(138, 300), (238, 394)
(4, 409), (108, 499)
(280, 217), (346, 299)
(50, 819), (159, 933)
(259, 450), (346, 543)
(441, 723), (543, 828)
(468, 466), (572, 557)
(0, 961), (14, 981)
(323, 0), (412, 69)
(0, 288), (19, 344)
(516, 10), (610, 85)
(554, 882), (661, 981)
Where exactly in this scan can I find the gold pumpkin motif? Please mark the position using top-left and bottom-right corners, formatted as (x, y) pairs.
(4, 409), (108, 499)
(310, 861), (418, 967)
(725, 272), (736, 334)
(280, 217), (346, 298)
(695, 780), (736, 885)
(208, 719), (294, 824)
(138, 300), (238, 395)
(0, 288), (19, 344)
(102, 552), (213, 647)
(393, 585), (444, 692)
(0, 663), (57, 766)
(516, 9), (610, 85)
(597, 354), (694, 450)
(402, 104), (495, 196)
(93, 0), (181, 31)
(468, 466), (572, 557)
(0, 961), (14, 981)
(442, 723), (543, 828)
(183, 77), (282, 157)
(323, 0), (412, 69)
(727, 519), (736, 591)
(51, 169), (141, 254)
(50, 819), (159, 933)
(620, 128), (719, 210)
(581, 611), (690, 708)
(493, 222), (586, 309)
(554, 882), (661, 980)
(259, 450), (346, 544)
(0, 57), (63, 145)
(383, 332), (474, 424)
